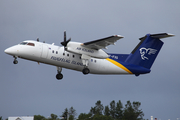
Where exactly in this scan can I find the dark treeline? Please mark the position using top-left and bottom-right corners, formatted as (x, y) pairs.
(77, 100), (144, 120)
(1, 100), (145, 120)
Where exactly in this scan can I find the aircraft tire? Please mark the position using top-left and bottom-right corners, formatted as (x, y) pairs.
(82, 68), (90, 75)
(13, 60), (18, 64)
(56, 73), (63, 80)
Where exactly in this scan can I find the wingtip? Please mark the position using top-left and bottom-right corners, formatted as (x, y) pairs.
(115, 35), (124, 38)
(167, 33), (175, 37)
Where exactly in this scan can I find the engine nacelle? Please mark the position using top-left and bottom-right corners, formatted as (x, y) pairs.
(66, 42), (109, 59)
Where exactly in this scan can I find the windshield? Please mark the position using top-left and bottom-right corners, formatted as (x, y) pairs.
(19, 42), (35, 46)
(19, 42), (28, 45)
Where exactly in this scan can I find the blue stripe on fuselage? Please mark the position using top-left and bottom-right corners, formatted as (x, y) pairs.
(108, 53), (129, 62)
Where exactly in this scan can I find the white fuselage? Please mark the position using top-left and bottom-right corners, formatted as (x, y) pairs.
(4, 40), (131, 75)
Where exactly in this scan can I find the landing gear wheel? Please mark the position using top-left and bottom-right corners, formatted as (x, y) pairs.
(13, 60), (18, 64)
(82, 68), (90, 75)
(56, 73), (63, 80)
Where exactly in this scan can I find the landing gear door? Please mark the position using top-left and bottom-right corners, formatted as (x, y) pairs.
(41, 45), (49, 58)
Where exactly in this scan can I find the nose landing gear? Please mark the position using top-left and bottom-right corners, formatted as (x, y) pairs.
(56, 67), (63, 80)
(13, 56), (18, 64)
(56, 73), (63, 80)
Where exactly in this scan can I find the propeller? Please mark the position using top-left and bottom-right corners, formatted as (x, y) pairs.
(61, 31), (71, 48)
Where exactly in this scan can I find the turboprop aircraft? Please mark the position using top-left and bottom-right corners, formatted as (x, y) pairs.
(4, 32), (174, 80)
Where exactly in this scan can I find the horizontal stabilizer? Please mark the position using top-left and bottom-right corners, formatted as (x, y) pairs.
(139, 33), (174, 40)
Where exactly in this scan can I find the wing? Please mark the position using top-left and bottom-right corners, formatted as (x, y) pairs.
(81, 35), (124, 50)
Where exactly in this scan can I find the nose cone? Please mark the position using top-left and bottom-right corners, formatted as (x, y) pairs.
(4, 47), (18, 56)
(4, 48), (11, 54)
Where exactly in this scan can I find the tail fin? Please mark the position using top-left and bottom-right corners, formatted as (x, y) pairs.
(125, 33), (174, 69)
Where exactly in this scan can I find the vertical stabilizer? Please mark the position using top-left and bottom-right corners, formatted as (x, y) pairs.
(125, 33), (174, 69)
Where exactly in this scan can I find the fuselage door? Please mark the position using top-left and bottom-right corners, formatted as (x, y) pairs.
(41, 45), (49, 58)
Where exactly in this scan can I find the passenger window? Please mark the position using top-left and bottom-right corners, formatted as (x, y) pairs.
(52, 50), (54, 53)
(27, 43), (35, 46)
(67, 54), (69, 57)
(63, 53), (65, 56)
(56, 51), (58, 54)
(72, 55), (75, 58)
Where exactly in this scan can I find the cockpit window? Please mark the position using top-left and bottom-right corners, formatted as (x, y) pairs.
(19, 42), (35, 46)
(20, 42), (28, 45)
(27, 42), (35, 46)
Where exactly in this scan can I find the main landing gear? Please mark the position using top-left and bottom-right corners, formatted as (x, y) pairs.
(81, 54), (90, 75)
(56, 67), (63, 80)
(82, 67), (90, 75)
(13, 56), (18, 64)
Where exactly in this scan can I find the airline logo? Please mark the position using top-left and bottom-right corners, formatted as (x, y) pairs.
(139, 47), (157, 60)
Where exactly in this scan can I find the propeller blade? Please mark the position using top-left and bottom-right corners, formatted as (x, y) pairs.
(67, 38), (71, 43)
(64, 31), (66, 42)
(61, 41), (66, 46)
(61, 31), (71, 47)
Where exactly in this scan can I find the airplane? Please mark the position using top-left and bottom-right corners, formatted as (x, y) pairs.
(4, 32), (174, 80)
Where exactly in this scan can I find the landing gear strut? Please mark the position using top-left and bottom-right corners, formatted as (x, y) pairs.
(13, 56), (18, 64)
(56, 67), (63, 80)
(81, 54), (90, 75)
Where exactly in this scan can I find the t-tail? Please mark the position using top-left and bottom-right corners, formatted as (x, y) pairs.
(125, 33), (174, 76)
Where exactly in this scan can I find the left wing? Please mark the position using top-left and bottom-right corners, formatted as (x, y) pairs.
(81, 35), (124, 50)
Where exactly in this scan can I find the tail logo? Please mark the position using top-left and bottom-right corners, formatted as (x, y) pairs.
(139, 47), (157, 60)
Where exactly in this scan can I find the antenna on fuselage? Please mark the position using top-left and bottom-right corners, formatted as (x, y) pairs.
(37, 38), (39, 42)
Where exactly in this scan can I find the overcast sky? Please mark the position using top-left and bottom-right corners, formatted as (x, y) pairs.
(0, 1), (180, 120)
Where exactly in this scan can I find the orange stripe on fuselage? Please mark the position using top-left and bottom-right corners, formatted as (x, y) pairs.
(106, 58), (133, 74)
